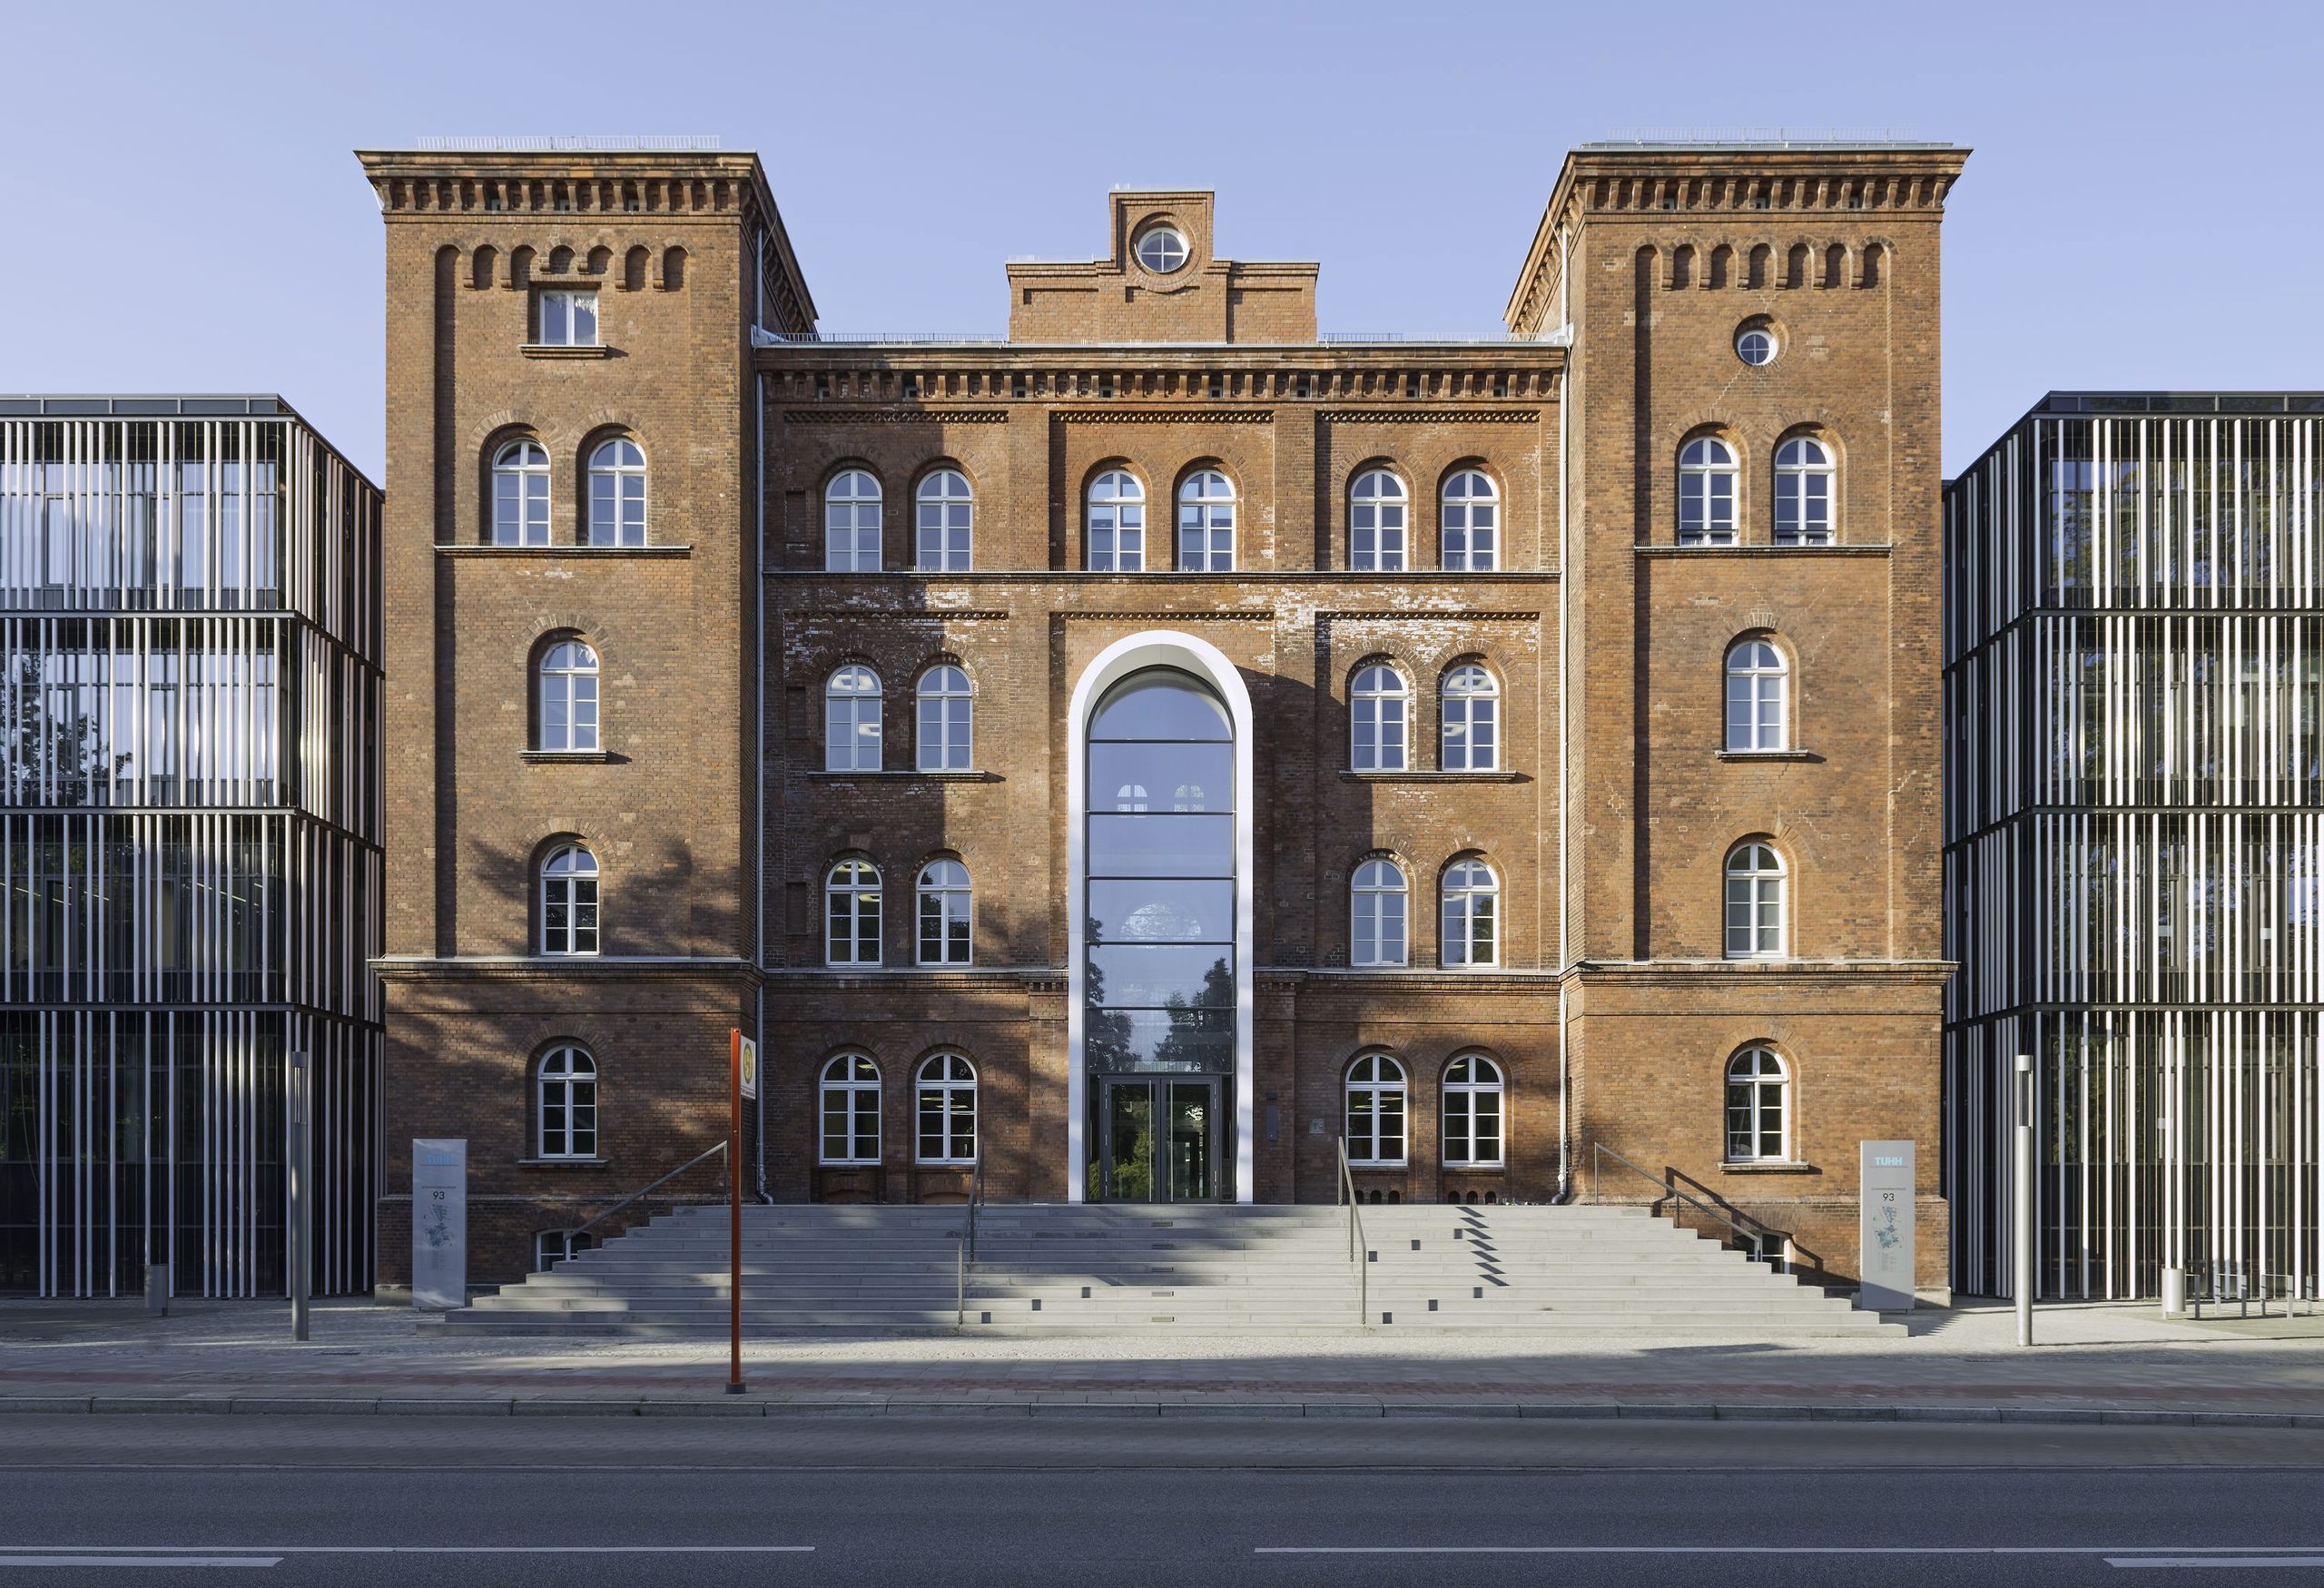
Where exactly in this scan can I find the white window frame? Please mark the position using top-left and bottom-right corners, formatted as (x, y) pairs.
(1441, 857), (1500, 968)
(1724, 841), (1787, 959)
(824, 469), (882, 572)
(1441, 663), (1500, 772)
(916, 665), (972, 773)
(1679, 437), (1738, 547)
(1177, 469), (1236, 571)
(1350, 469), (1408, 570)
(1442, 1055), (1505, 1169)
(1136, 226), (1188, 273)
(1724, 638), (1788, 752)
(540, 843), (599, 955)
(1351, 858), (1409, 968)
(825, 859), (882, 967)
(534, 1228), (596, 1270)
(825, 665), (882, 772)
(1726, 1046), (1792, 1162)
(537, 289), (599, 348)
(1344, 1053), (1408, 1167)
(536, 1046), (597, 1159)
(538, 640), (600, 753)
(1774, 437), (1835, 546)
(1442, 468), (1499, 571)
(491, 439), (550, 547)
(1088, 469), (1146, 571)
(1350, 664), (1409, 772)
(820, 1054), (881, 1166)
(915, 1052), (978, 1165)
(916, 468), (973, 572)
(916, 858), (972, 966)
(586, 437), (646, 547)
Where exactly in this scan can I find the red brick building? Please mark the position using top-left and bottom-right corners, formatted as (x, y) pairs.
(359, 138), (1965, 1294)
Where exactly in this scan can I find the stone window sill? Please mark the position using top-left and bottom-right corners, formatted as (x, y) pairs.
(517, 1157), (611, 1169)
(520, 750), (615, 764)
(1720, 1160), (1818, 1175)
(436, 543), (692, 557)
(1716, 749), (1817, 763)
(520, 343), (614, 360)
(804, 769), (1000, 782)
(1635, 542), (1892, 557)
(1340, 770), (1524, 783)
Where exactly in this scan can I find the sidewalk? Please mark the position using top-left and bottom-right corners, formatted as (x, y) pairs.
(5, 1296), (2323, 1424)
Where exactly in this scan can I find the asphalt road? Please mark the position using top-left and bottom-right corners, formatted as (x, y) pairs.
(5, 1415), (2324, 1585)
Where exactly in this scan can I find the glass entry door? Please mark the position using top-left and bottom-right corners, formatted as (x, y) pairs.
(1098, 1078), (1218, 1202)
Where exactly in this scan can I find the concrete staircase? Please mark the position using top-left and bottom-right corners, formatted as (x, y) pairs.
(433, 1202), (1902, 1337)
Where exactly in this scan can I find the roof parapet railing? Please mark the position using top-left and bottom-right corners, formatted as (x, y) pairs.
(414, 135), (724, 153)
(1587, 126), (1951, 149)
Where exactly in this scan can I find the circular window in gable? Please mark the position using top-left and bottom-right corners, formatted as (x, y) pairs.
(1136, 225), (1188, 274)
(1736, 326), (1778, 367)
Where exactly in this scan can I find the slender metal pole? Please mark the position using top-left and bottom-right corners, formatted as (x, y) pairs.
(726, 1029), (745, 1396)
(289, 1050), (310, 1342)
(2014, 1052), (2034, 1348)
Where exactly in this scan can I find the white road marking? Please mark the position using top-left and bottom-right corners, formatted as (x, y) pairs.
(1260, 1546), (2324, 1556)
(0, 1545), (812, 1554)
(0, 1558), (280, 1569)
(2108, 1561), (2324, 1571)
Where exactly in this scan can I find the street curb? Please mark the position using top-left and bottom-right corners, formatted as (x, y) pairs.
(4, 1395), (2322, 1428)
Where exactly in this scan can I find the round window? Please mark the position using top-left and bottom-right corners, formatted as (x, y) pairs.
(1736, 328), (1777, 367)
(1136, 226), (1188, 274)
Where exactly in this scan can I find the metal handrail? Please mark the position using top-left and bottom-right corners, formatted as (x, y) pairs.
(956, 1148), (986, 1329)
(565, 1140), (727, 1246)
(1588, 1140), (1785, 1258)
(1336, 1136), (1368, 1327)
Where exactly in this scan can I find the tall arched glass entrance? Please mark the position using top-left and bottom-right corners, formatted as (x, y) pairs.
(1082, 668), (1236, 1201)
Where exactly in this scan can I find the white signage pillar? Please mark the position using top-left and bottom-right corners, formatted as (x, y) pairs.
(411, 1139), (468, 1310)
(1856, 1139), (1916, 1312)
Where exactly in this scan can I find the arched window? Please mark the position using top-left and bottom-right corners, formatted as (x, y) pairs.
(1679, 437), (1738, 547)
(539, 844), (599, 955)
(1350, 664), (1409, 772)
(1350, 469), (1408, 570)
(1177, 469), (1236, 572)
(1774, 437), (1835, 545)
(1442, 469), (1499, 571)
(491, 439), (550, 546)
(536, 1046), (597, 1159)
(825, 665), (882, 772)
(1726, 638), (1788, 752)
(820, 1054), (881, 1165)
(1442, 1055), (1504, 1168)
(1352, 858), (1409, 968)
(1725, 842), (1786, 959)
(916, 664), (972, 772)
(537, 640), (599, 753)
(586, 438), (646, 547)
(1088, 469), (1146, 571)
(916, 468), (973, 571)
(916, 1053), (977, 1164)
(825, 859), (881, 967)
(917, 858), (972, 966)
(1345, 1054), (1408, 1166)
(1441, 663), (1500, 772)
(824, 469), (882, 572)
(1441, 858), (1499, 968)
(1726, 1046), (1790, 1162)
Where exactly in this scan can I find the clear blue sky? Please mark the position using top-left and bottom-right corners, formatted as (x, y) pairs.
(4, 0), (2316, 480)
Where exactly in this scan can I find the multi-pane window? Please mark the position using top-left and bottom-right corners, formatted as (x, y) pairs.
(1726, 1047), (1790, 1161)
(824, 469), (882, 572)
(1177, 470), (1236, 571)
(825, 859), (882, 966)
(916, 468), (973, 571)
(916, 665), (972, 772)
(540, 843), (599, 955)
(916, 1053), (977, 1164)
(1724, 638), (1787, 752)
(537, 290), (598, 347)
(917, 858), (972, 965)
(1351, 664), (1409, 772)
(825, 665), (882, 772)
(586, 437), (646, 547)
(1350, 469), (1408, 570)
(1352, 858), (1409, 967)
(537, 1046), (597, 1159)
(1724, 842), (1786, 959)
(820, 1054), (881, 1165)
(1441, 664), (1499, 771)
(1774, 437), (1835, 545)
(1442, 469), (1499, 570)
(1442, 1055), (1504, 1167)
(1088, 469), (1146, 571)
(491, 439), (550, 546)
(1441, 858), (1499, 968)
(537, 640), (600, 752)
(1344, 1053), (1408, 1165)
(1679, 437), (1738, 546)
(534, 1229), (595, 1271)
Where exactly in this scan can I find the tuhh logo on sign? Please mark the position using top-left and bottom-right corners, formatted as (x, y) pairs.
(739, 1036), (759, 1101)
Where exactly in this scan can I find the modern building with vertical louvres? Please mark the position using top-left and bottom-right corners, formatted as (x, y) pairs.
(1945, 390), (2324, 1302)
(0, 395), (382, 1298)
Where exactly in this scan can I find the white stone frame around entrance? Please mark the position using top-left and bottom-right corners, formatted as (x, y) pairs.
(1066, 630), (1256, 1203)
